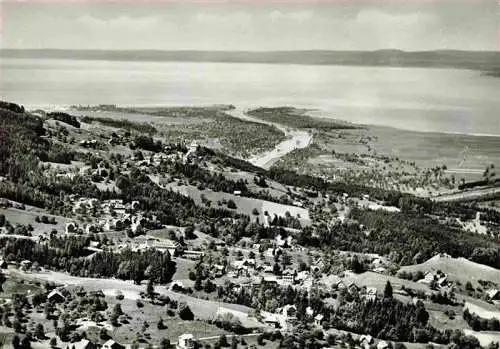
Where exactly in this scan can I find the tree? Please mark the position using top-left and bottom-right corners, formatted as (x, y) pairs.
(21, 336), (31, 349)
(231, 336), (238, 349)
(147, 279), (155, 298)
(218, 334), (228, 347)
(0, 271), (6, 292)
(12, 335), (20, 349)
(35, 323), (45, 339)
(179, 303), (194, 320)
(161, 338), (171, 349)
(157, 317), (167, 330)
(384, 280), (393, 298)
(184, 225), (196, 240)
(49, 338), (57, 348)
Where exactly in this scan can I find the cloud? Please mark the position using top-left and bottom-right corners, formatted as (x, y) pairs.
(268, 10), (314, 23)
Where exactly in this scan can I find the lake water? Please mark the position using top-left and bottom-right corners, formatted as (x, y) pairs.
(1, 58), (500, 136)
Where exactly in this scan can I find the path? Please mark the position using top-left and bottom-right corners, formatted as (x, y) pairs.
(226, 108), (312, 170)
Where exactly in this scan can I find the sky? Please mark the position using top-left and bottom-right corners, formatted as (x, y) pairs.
(0, 0), (498, 51)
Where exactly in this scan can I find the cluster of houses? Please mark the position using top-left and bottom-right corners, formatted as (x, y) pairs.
(261, 304), (324, 332)
(67, 198), (156, 235)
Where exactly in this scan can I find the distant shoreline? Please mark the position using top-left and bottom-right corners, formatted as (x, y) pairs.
(2, 48), (500, 71)
(29, 103), (500, 139)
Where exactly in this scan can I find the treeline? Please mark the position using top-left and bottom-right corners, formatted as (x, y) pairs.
(132, 135), (163, 152)
(0, 101), (25, 114)
(116, 169), (241, 226)
(0, 237), (175, 284)
(463, 308), (500, 332)
(332, 298), (435, 343)
(197, 147), (266, 175)
(80, 115), (157, 134)
(248, 107), (358, 130)
(47, 112), (80, 128)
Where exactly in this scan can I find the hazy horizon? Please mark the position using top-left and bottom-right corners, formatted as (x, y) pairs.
(1, 0), (498, 52)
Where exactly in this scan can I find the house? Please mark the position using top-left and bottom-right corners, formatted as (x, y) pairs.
(359, 335), (373, 349)
(377, 341), (389, 349)
(419, 271), (435, 284)
(64, 339), (95, 349)
(262, 312), (280, 328)
(314, 314), (324, 327)
(486, 289), (500, 301)
(212, 264), (226, 277)
(305, 306), (314, 318)
(177, 334), (194, 349)
(282, 269), (296, 285)
(233, 191), (242, 196)
(47, 290), (66, 303)
(282, 304), (297, 320)
(348, 282), (360, 294)
(364, 287), (377, 302)
(102, 340), (125, 349)
(20, 260), (32, 271)
(335, 280), (346, 290)
(437, 275), (448, 287)
(263, 275), (278, 284)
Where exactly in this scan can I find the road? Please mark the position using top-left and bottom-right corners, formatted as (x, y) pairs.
(226, 108), (312, 170)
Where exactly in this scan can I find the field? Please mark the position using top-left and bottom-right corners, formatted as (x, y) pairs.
(341, 271), (431, 294)
(0, 207), (72, 236)
(72, 106), (286, 159)
(399, 254), (500, 288)
(164, 183), (311, 226)
(464, 301), (500, 320)
(463, 329), (500, 347)
(10, 270), (265, 329)
(88, 297), (227, 345)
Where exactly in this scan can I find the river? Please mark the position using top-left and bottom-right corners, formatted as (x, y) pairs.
(226, 108), (312, 169)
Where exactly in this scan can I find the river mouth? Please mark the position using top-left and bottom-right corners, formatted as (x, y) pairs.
(225, 108), (313, 169)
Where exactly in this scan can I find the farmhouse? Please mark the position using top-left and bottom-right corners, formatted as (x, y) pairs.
(486, 289), (500, 301)
(177, 333), (195, 349)
(364, 287), (377, 302)
(47, 290), (66, 303)
(314, 314), (324, 327)
(282, 304), (297, 320)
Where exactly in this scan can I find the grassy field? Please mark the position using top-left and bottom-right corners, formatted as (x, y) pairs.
(93, 297), (227, 345)
(463, 329), (500, 347)
(399, 254), (500, 288)
(11, 270), (263, 328)
(464, 300), (500, 320)
(341, 271), (431, 294)
(0, 207), (72, 235)
(164, 183), (311, 226)
(0, 275), (44, 300)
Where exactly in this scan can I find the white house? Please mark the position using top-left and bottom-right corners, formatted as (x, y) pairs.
(177, 334), (194, 349)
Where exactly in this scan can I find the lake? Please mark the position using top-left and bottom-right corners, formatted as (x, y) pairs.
(1, 58), (500, 136)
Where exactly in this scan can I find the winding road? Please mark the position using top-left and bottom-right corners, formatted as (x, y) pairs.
(226, 108), (312, 170)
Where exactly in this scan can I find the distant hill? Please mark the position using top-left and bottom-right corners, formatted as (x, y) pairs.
(1, 49), (500, 71)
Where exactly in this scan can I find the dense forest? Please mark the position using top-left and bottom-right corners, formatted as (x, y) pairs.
(295, 208), (500, 267)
